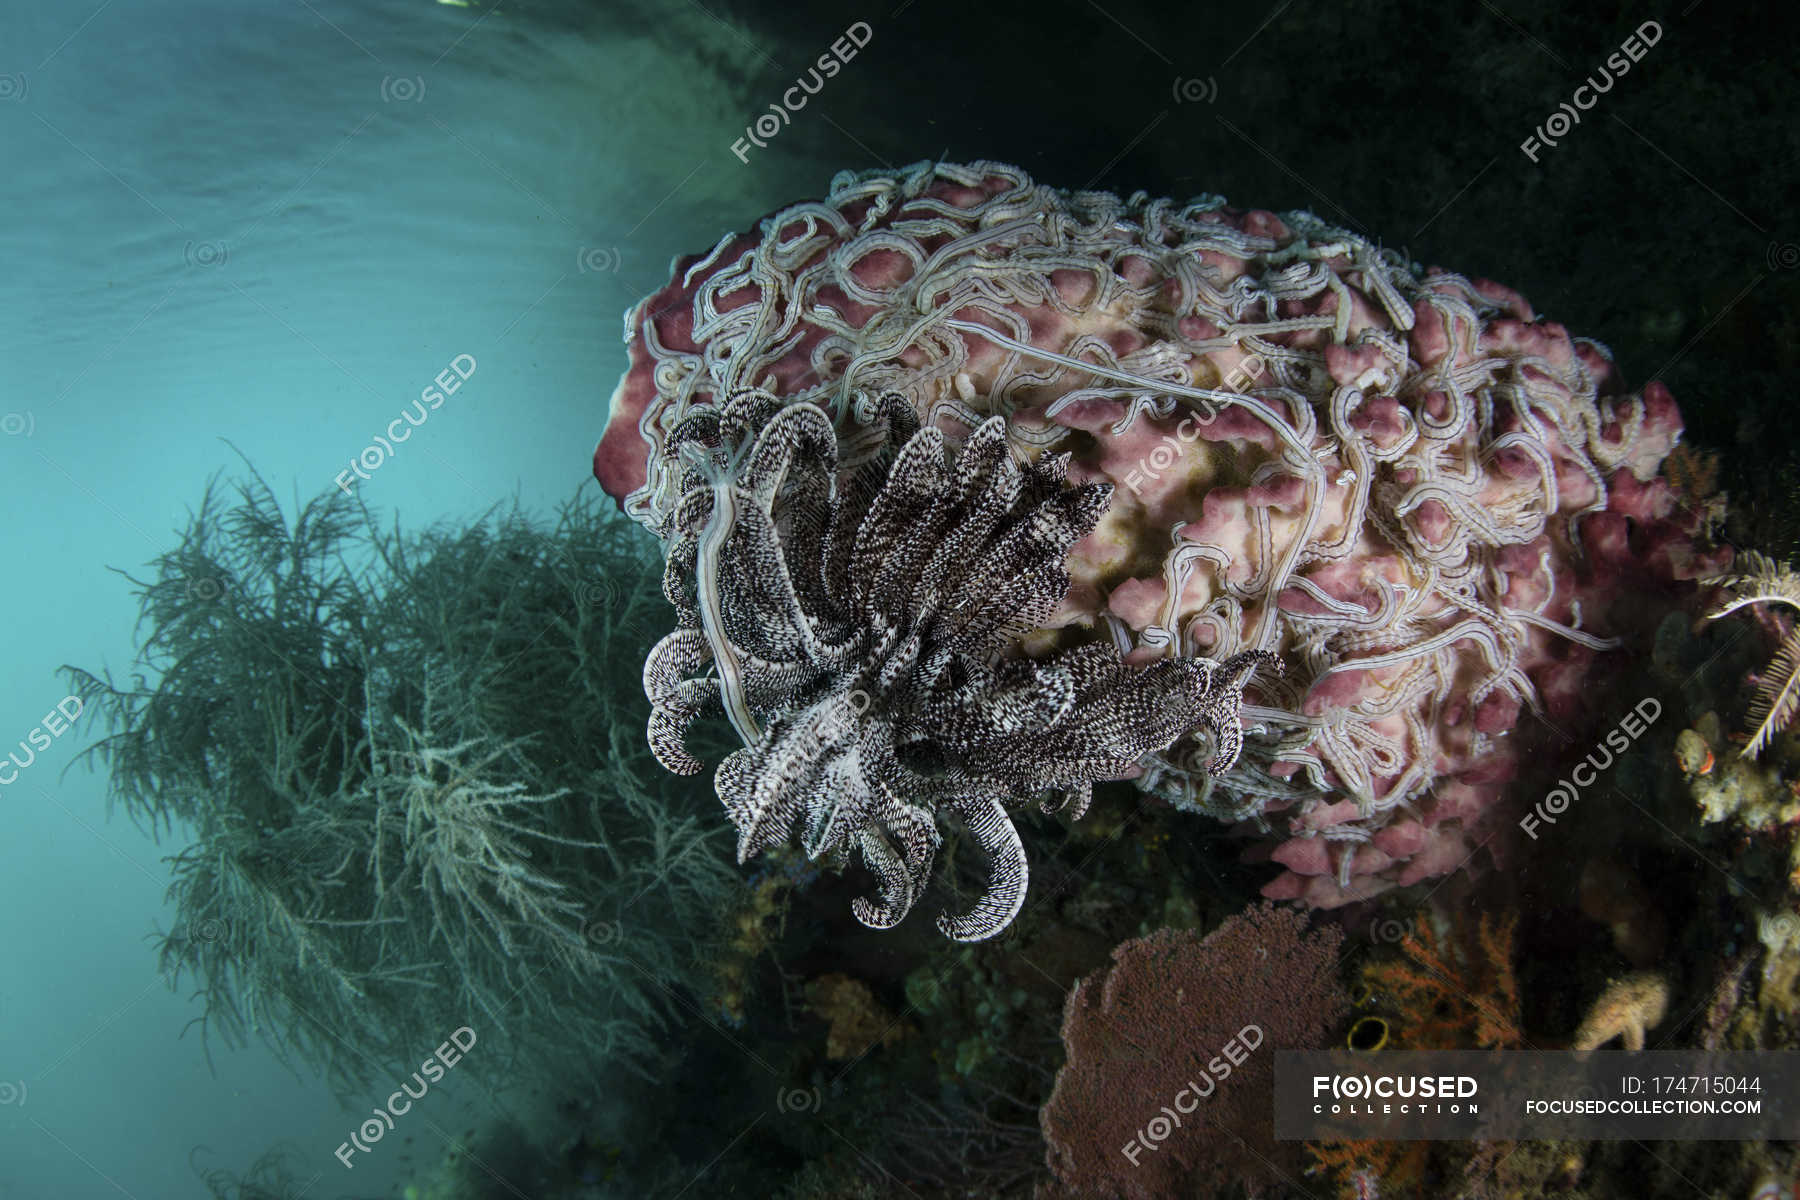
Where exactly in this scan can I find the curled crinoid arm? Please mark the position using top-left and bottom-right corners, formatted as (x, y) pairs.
(642, 627), (715, 775)
(1702, 550), (1800, 758)
(849, 830), (915, 929)
(1193, 650), (1285, 774)
(643, 388), (1280, 940)
(936, 793), (1029, 942)
(1741, 637), (1800, 760)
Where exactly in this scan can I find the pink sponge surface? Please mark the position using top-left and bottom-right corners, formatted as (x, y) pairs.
(596, 160), (1726, 907)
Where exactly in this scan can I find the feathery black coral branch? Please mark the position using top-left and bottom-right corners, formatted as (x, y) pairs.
(642, 389), (1277, 940)
(1704, 549), (1800, 758)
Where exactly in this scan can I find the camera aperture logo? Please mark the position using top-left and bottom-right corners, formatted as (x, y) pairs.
(1121, 1024), (1261, 1166)
(1121, 352), (1265, 498)
(731, 23), (872, 163)
(335, 354), (476, 494)
(335, 1026), (476, 1168)
(1313, 1072), (1479, 1116)
(1519, 697), (1661, 839)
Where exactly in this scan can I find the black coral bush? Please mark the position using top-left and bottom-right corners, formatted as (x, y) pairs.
(62, 465), (734, 1091)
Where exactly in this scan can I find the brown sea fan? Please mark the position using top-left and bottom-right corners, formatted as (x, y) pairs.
(1039, 903), (1346, 1198)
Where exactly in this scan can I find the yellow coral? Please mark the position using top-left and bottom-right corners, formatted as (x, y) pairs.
(1570, 972), (1669, 1054)
(709, 871), (795, 1025)
(804, 974), (911, 1060)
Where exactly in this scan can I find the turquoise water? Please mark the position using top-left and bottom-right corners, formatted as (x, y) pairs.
(0, 2), (845, 1195)
(3, 0), (1794, 1196)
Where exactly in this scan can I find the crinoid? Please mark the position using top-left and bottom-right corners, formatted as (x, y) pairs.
(643, 388), (1277, 941)
(1704, 549), (1800, 757)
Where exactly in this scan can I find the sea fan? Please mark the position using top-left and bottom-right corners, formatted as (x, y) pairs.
(1704, 549), (1800, 758)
